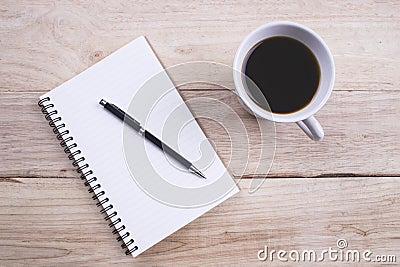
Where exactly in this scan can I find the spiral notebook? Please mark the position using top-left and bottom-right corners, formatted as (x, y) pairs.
(38, 36), (239, 257)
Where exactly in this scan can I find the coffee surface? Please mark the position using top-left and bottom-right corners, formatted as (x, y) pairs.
(244, 36), (320, 114)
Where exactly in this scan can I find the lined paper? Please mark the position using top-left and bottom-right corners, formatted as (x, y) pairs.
(40, 36), (239, 257)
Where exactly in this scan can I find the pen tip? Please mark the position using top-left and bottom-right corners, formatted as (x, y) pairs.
(189, 165), (206, 179)
(198, 171), (207, 179)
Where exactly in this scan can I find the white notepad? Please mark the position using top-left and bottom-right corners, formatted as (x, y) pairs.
(38, 36), (239, 257)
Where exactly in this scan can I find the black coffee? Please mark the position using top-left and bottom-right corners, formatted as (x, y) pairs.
(244, 36), (320, 114)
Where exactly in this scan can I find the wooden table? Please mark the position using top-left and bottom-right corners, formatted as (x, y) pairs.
(1, 1), (399, 265)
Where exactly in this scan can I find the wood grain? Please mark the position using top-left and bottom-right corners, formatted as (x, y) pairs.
(0, 90), (399, 178)
(1, 0), (400, 265)
(0, 177), (399, 265)
(0, 1), (399, 93)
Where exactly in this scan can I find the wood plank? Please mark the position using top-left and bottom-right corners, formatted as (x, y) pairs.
(1, 1), (399, 266)
(1, 90), (399, 178)
(0, 1), (399, 93)
(0, 177), (398, 265)
(183, 89), (400, 178)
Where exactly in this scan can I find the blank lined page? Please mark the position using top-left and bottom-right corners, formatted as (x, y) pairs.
(40, 36), (239, 257)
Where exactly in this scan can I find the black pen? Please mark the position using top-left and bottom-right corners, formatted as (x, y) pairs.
(99, 99), (206, 179)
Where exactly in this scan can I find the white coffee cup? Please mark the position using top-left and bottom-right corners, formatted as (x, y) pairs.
(233, 21), (335, 141)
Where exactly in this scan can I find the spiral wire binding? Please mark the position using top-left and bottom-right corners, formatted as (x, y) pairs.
(38, 97), (139, 256)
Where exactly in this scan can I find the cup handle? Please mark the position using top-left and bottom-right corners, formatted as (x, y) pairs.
(296, 116), (324, 141)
